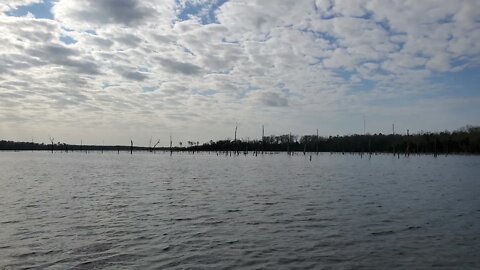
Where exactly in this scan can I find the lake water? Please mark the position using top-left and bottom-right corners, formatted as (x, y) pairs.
(0, 152), (479, 269)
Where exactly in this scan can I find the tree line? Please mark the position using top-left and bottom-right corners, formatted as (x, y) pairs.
(1, 125), (479, 154)
(192, 125), (480, 154)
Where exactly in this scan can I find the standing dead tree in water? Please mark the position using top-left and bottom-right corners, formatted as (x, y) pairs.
(49, 137), (54, 153)
(234, 123), (238, 155)
(392, 123), (396, 156)
(407, 129), (411, 156)
(130, 140), (133, 155)
(234, 123), (238, 142)
(150, 139), (160, 153)
(188, 141), (194, 154)
(287, 133), (291, 154)
(170, 135), (173, 155)
(368, 138), (372, 157)
(262, 125), (265, 154)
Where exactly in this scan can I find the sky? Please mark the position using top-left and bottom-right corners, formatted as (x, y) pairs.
(0, 0), (479, 146)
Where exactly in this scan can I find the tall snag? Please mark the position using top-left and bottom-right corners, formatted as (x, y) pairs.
(49, 137), (54, 154)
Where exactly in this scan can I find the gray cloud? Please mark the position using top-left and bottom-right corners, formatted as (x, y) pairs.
(1, 53), (45, 73)
(112, 33), (143, 47)
(259, 92), (288, 107)
(55, 0), (155, 26)
(158, 58), (202, 75)
(117, 69), (148, 81)
(25, 44), (100, 74)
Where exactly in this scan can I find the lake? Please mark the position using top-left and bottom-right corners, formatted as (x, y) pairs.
(0, 152), (479, 269)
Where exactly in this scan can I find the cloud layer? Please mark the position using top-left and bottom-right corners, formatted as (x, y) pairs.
(1, 0), (479, 144)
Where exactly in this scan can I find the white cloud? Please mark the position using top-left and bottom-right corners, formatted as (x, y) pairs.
(0, 0), (42, 12)
(0, 0), (479, 144)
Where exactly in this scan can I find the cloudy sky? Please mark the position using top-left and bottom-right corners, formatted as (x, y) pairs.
(1, 0), (479, 146)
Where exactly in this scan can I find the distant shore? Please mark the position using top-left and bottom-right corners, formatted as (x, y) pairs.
(2, 126), (479, 155)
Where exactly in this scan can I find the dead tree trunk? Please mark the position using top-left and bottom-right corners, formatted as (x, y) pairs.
(49, 137), (54, 154)
(152, 139), (160, 153)
(368, 139), (371, 157)
(287, 133), (291, 155)
(234, 123), (238, 155)
(261, 125), (264, 154)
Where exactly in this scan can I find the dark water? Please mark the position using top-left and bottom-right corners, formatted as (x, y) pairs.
(0, 152), (479, 269)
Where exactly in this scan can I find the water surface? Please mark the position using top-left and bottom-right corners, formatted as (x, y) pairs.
(0, 152), (479, 269)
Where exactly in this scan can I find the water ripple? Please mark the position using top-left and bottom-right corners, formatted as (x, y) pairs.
(0, 152), (479, 269)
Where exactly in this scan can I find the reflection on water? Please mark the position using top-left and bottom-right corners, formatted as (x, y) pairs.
(0, 152), (479, 269)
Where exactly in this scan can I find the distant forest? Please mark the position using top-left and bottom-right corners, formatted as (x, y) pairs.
(1, 125), (479, 154)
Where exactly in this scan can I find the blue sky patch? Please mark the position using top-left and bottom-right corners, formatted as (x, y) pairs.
(85, 30), (97, 35)
(429, 67), (480, 97)
(177, 0), (229, 24)
(299, 28), (338, 47)
(60, 35), (77, 45)
(334, 69), (355, 80)
(5, 0), (53, 19)
(351, 79), (376, 92)
(143, 86), (158, 93)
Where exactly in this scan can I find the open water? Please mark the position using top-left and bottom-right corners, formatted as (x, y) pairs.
(0, 152), (479, 269)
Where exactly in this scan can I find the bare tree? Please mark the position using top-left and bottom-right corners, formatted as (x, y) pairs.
(151, 139), (160, 153)
(262, 125), (265, 154)
(234, 122), (238, 154)
(49, 137), (54, 153)
(234, 123), (238, 142)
